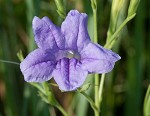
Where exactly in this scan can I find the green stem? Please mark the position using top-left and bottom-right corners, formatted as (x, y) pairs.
(80, 92), (99, 113)
(91, 0), (98, 43)
(91, 0), (99, 116)
(30, 83), (45, 95)
(98, 74), (106, 109)
(104, 13), (136, 49)
(0, 59), (20, 65)
(95, 74), (99, 116)
(42, 82), (68, 116)
(56, 105), (68, 116)
(93, 10), (98, 43)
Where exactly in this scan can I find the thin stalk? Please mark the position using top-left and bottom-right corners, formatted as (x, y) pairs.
(94, 74), (99, 116)
(0, 59), (20, 65)
(98, 74), (106, 109)
(42, 82), (68, 116)
(80, 91), (99, 113)
(93, 10), (98, 43)
(104, 13), (136, 49)
(56, 105), (68, 116)
(91, 0), (99, 116)
(30, 83), (46, 95)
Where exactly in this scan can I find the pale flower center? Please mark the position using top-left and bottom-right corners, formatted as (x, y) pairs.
(55, 50), (81, 61)
(66, 50), (80, 60)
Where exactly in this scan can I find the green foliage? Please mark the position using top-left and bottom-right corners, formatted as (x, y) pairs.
(144, 85), (150, 116)
(54, 0), (66, 19)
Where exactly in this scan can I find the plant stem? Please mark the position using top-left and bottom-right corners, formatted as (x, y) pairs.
(80, 92), (99, 113)
(95, 74), (99, 116)
(56, 105), (68, 116)
(93, 10), (98, 43)
(91, 0), (99, 116)
(42, 82), (68, 116)
(98, 74), (106, 109)
(30, 83), (45, 95)
(0, 59), (20, 65)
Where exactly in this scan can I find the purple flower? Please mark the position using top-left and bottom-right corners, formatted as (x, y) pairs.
(20, 10), (121, 91)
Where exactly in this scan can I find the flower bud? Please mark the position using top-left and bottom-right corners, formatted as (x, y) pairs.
(107, 0), (124, 41)
(128, 0), (140, 16)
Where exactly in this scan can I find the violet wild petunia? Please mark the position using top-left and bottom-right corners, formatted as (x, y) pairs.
(20, 10), (121, 91)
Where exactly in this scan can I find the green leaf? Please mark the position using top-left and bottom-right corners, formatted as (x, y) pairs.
(144, 85), (150, 116)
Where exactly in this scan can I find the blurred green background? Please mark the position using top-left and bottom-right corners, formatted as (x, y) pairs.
(0, 0), (149, 116)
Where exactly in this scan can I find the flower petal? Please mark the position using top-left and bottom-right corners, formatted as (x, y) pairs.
(80, 42), (121, 73)
(61, 10), (90, 51)
(53, 58), (88, 91)
(20, 49), (56, 82)
(32, 16), (65, 50)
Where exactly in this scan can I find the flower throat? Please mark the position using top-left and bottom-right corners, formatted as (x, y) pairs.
(66, 50), (80, 60)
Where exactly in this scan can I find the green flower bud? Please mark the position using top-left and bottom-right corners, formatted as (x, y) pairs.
(128, 0), (140, 16)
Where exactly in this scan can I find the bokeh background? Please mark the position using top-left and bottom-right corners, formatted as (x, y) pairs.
(0, 0), (150, 116)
